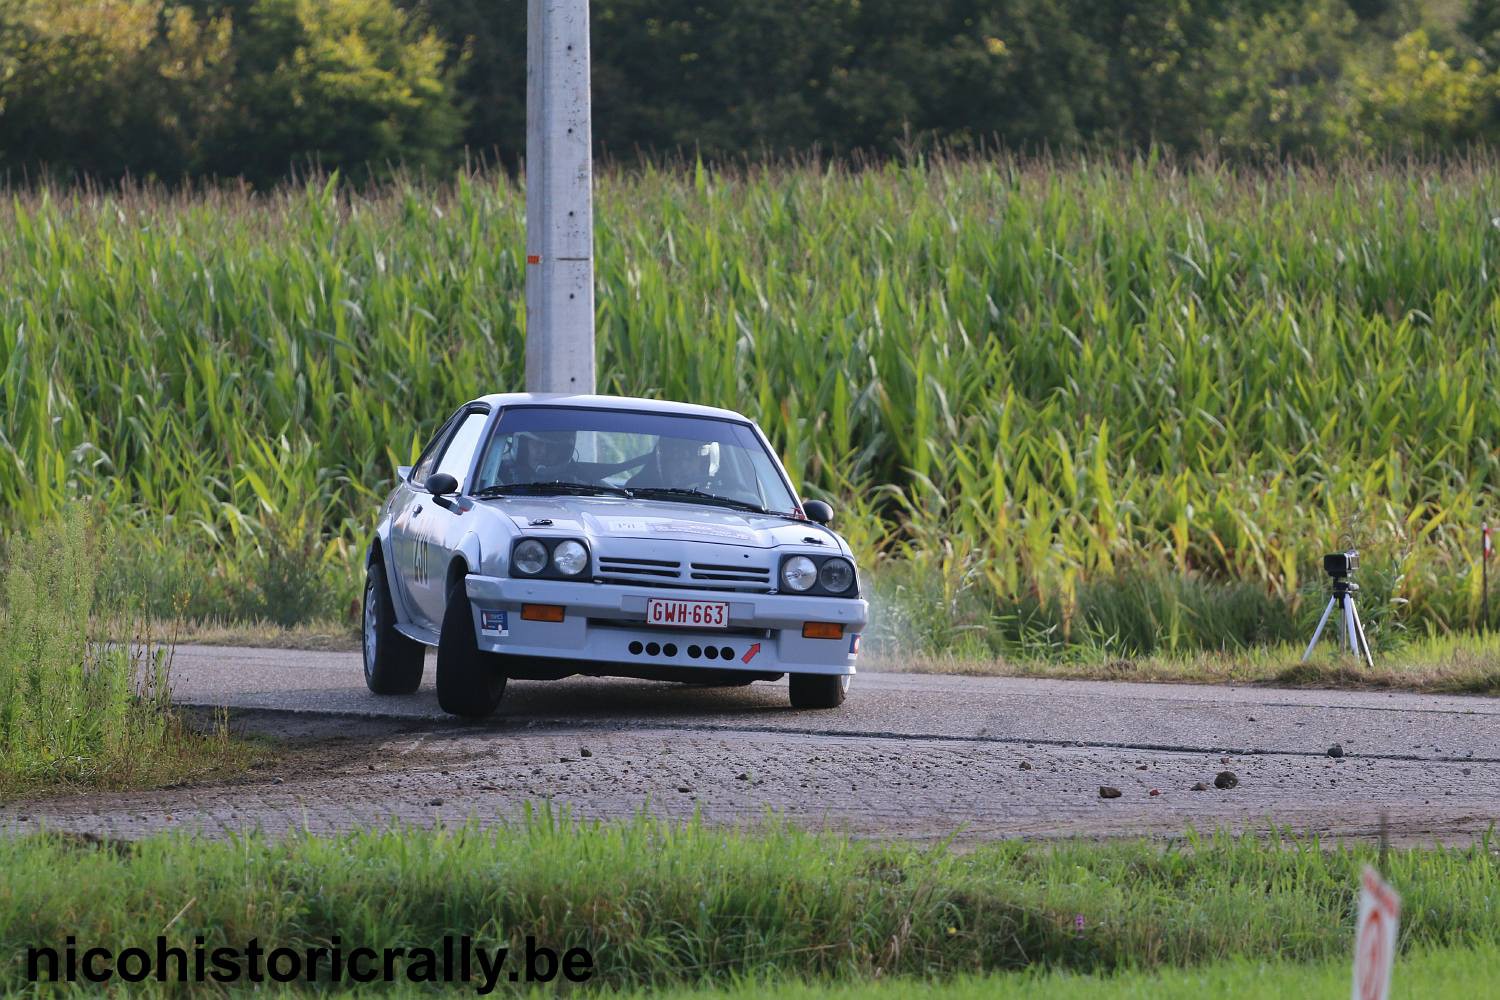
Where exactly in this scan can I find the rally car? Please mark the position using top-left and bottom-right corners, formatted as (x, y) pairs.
(362, 393), (867, 717)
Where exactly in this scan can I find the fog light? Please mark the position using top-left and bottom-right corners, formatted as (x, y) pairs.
(522, 603), (565, 622)
(802, 621), (844, 639)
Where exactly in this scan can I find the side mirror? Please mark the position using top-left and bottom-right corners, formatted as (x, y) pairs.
(426, 472), (459, 510)
(803, 499), (833, 525)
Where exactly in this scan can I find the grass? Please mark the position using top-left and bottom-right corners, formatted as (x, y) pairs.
(3, 812), (1497, 994)
(870, 631), (1500, 694)
(5, 157), (1500, 660)
(637, 944), (1500, 998)
(173, 616), (362, 652)
(0, 511), (251, 798)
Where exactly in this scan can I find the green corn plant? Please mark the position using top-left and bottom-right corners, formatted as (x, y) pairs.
(2, 156), (1500, 650)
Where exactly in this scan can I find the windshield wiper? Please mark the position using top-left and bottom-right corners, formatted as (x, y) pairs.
(474, 481), (635, 499)
(630, 487), (771, 515)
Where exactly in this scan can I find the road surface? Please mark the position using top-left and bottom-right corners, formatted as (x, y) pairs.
(3, 645), (1497, 844)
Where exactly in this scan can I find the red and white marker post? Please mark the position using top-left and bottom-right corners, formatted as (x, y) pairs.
(1352, 866), (1401, 1000)
(1484, 523), (1492, 632)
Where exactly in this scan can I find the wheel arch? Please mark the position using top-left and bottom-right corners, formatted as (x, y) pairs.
(366, 532), (387, 568)
(450, 531), (483, 590)
(446, 553), (472, 592)
(366, 530), (418, 629)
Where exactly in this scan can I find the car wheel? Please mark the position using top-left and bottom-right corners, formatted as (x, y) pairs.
(362, 562), (425, 694)
(788, 672), (849, 709)
(435, 575), (506, 718)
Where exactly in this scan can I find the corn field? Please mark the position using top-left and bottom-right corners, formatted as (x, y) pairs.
(2, 157), (1499, 650)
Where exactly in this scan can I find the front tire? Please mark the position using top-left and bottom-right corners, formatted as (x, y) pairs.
(363, 562), (425, 694)
(788, 673), (849, 709)
(435, 575), (506, 718)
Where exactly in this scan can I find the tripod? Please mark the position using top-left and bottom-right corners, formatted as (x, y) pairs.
(1301, 575), (1374, 667)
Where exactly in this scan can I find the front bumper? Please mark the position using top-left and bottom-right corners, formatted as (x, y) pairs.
(464, 575), (866, 676)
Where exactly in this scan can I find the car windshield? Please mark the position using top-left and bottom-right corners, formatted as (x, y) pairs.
(472, 406), (799, 515)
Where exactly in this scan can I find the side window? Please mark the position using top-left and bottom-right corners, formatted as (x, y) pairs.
(410, 412), (462, 487)
(431, 411), (490, 490)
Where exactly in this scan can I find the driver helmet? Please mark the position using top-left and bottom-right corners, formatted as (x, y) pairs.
(515, 429), (577, 479)
(655, 436), (715, 486)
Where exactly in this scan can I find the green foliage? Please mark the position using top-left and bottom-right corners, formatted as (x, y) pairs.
(4, 814), (1499, 991)
(1358, 28), (1500, 147)
(208, 0), (464, 184)
(441, 0), (1500, 165)
(3, 161), (1500, 651)
(635, 946), (1500, 1000)
(1462, 0), (1500, 46)
(8, 2), (1500, 179)
(0, 0), (461, 184)
(1205, 0), (1367, 157)
(0, 0), (234, 180)
(0, 508), (187, 789)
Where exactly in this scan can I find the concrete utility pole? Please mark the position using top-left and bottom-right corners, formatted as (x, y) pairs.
(524, 0), (596, 394)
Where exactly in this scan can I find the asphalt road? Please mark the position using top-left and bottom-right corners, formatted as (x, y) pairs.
(4, 645), (1498, 844)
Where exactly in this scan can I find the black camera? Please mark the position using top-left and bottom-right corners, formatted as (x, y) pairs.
(1323, 550), (1359, 578)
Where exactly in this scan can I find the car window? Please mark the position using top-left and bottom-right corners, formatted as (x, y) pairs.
(431, 411), (489, 489)
(410, 412), (461, 486)
(472, 406), (798, 513)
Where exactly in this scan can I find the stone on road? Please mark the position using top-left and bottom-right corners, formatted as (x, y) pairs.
(3, 645), (1497, 845)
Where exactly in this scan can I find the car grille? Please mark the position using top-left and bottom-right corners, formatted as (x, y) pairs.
(689, 562), (772, 587)
(593, 556), (773, 593)
(597, 556), (680, 580)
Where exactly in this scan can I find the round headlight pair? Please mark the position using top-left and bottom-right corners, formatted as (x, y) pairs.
(513, 539), (588, 576)
(780, 556), (855, 594)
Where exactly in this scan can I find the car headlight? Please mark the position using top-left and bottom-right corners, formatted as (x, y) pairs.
(818, 557), (855, 594)
(781, 555), (818, 592)
(513, 539), (548, 575)
(552, 539), (588, 576)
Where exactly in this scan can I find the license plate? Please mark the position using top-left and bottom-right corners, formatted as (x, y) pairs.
(646, 598), (729, 629)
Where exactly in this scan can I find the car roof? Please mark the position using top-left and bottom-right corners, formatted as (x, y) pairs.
(470, 392), (755, 424)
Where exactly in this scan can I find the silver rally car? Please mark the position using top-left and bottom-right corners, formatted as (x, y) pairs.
(363, 393), (867, 717)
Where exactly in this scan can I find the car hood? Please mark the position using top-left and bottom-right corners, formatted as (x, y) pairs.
(480, 495), (838, 551)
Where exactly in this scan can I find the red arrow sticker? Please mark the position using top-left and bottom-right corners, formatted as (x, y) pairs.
(741, 642), (761, 664)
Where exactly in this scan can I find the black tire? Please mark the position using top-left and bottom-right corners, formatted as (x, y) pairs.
(362, 562), (425, 694)
(788, 672), (849, 709)
(435, 575), (506, 718)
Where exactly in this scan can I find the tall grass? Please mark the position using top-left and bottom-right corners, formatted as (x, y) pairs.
(0, 509), (234, 793)
(3, 157), (1500, 651)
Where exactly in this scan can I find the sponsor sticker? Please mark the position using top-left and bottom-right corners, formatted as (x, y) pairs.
(480, 609), (509, 636)
(848, 633), (861, 654)
(650, 521), (756, 541)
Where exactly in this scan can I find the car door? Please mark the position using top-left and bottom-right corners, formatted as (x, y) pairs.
(410, 407), (492, 626)
(391, 410), (462, 627)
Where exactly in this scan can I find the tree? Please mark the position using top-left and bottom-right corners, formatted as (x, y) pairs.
(199, 0), (464, 184)
(0, 0), (234, 181)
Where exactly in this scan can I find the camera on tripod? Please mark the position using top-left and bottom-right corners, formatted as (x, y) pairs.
(1323, 550), (1359, 578)
(1303, 547), (1373, 666)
